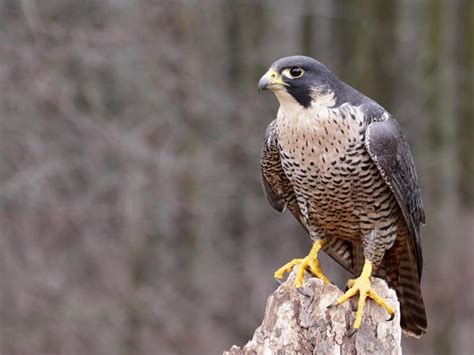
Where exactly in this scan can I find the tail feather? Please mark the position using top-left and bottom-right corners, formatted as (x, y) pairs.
(322, 239), (367, 277)
(397, 239), (427, 337)
(384, 230), (427, 338)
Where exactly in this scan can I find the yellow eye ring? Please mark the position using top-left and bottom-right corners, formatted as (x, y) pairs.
(283, 67), (304, 79)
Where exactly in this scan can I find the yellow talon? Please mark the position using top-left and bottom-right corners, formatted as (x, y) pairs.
(346, 278), (356, 288)
(274, 258), (301, 280)
(274, 240), (330, 287)
(336, 259), (395, 329)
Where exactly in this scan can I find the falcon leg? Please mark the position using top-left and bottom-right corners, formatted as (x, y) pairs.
(335, 259), (395, 329)
(274, 239), (330, 287)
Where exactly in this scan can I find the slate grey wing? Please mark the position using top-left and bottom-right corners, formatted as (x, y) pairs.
(365, 114), (425, 277)
(365, 112), (427, 337)
(260, 120), (357, 275)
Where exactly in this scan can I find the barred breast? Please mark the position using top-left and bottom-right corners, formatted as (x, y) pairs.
(276, 102), (400, 263)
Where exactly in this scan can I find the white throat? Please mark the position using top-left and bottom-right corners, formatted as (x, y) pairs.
(273, 88), (337, 120)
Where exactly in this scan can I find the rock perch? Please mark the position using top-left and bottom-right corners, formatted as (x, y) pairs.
(225, 269), (401, 354)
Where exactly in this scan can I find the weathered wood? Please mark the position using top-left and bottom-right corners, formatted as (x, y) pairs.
(225, 269), (401, 355)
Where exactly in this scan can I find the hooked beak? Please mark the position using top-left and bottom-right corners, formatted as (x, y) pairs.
(258, 69), (288, 92)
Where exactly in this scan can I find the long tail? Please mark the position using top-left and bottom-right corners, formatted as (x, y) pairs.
(384, 233), (427, 338)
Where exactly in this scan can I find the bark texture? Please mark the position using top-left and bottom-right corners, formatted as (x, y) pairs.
(225, 269), (401, 355)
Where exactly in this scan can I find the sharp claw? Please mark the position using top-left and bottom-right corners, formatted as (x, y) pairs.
(273, 241), (330, 290)
(387, 312), (395, 321)
(275, 278), (283, 286)
(347, 328), (358, 338)
(327, 301), (338, 309)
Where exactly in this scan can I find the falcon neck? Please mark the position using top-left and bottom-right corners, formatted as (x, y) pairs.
(276, 100), (335, 127)
(274, 88), (338, 125)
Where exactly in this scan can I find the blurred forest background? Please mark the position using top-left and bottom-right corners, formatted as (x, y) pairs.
(0, 0), (473, 354)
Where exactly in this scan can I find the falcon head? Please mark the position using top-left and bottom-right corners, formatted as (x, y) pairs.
(258, 55), (338, 108)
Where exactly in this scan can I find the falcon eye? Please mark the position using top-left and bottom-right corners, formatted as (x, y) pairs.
(283, 67), (304, 79)
(290, 67), (302, 77)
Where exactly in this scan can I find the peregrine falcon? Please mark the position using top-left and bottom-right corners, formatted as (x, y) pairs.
(258, 55), (427, 337)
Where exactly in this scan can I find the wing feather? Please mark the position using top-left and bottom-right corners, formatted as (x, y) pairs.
(364, 108), (425, 278)
(260, 120), (304, 224)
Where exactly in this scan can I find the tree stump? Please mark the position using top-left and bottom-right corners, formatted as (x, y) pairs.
(224, 269), (401, 354)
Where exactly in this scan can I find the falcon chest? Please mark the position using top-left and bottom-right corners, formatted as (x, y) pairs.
(275, 101), (379, 238)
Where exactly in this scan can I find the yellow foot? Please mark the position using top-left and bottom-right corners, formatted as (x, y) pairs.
(336, 259), (395, 329)
(274, 240), (330, 288)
